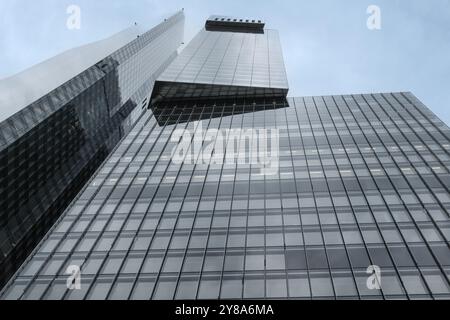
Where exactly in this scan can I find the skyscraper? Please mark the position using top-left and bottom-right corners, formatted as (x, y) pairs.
(1, 14), (450, 300)
(0, 11), (185, 289)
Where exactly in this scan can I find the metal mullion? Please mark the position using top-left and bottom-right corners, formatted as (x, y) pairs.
(249, 34), (257, 87)
(35, 110), (157, 299)
(290, 98), (334, 299)
(173, 31), (212, 83)
(328, 94), (412, 299)
(349, 93), (439, 297)
(103, 105), (186, 300)
(208, 32), (235, 85)
(145, 104), (210, 300)
(399, 92), (450, 157)
(230, 34), (247, 85)
(385, 93), (450, 241)
(192, 101), (236, 300)
(287, 98), (318, 300)
(211, 102), (250, 299)
(340, 94), (434, 298)
(361, 93), (450, 291)
(192, 32), (225, 84)
(167, 105), (221, 299)
(215, 102), (247, 299)
(270, 100), (290, 300)
(41, 110), (158, 300)
(81, 108), (176, 300)
(262, 102), (270, 300)
(309, 96), (364, 300)
(358, 92), (450, 287)
(124, 105), (194, 299)
(281, 98), (315, 299)
(299, 97), (353, 300)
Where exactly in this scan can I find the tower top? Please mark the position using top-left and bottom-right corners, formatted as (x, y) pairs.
(205, 15), (265, 33)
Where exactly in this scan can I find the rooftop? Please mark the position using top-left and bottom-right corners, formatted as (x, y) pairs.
(205, 15), (265, 33)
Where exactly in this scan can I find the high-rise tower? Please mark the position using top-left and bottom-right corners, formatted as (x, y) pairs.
(1, 15), (449, 300)
(0, 11), (185, 289)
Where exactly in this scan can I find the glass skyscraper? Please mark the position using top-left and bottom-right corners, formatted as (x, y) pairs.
(1, 14), (449, 300)
(0, 11), (185, 289)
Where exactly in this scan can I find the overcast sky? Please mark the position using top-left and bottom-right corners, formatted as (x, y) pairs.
(1, 0), (449, 124)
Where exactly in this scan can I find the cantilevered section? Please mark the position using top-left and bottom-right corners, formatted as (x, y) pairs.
(205, 15), (265, 33)
(151, 16), (288, 104)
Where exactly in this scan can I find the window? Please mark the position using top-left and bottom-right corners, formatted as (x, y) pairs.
(150, 236), (170, 250)
(266, 278), (287, 298)
(266, 233), (284, 246)
(342, 231), (363, 244)
(244, 278), (265, 298)
(153, 280), (177, 300)
(203, 255), (224, 272)
(379, 275), (404, 295)
(304, 232), (323, 245)
(183, 256), (203, 272)
(245, 254), (265, 271)
(221, 279), (242, 299)
(23, 284), (49, 300)
(306, 249), (328, 269)
(87, 282), (112, 300)
(224, 254), (244, 271)
(109, 281), (134, 300)
(325, 247), (349, 269)
(310, 275), (334, 297)
(197, 279), (220, 299)
(286, 250), (306, 270)
(332, 275), (357, 297)
(176, 280), (198, 299)
(423, 274), (450, 294)
(102, 257), (123, 274)
(400, 275), (428, 295)
(287, 274), (310, 298)
(121, 256), (144, 274)
(266, 254), (285, 270)
(163, 257), (183, 273)
(130, 280), (154, 300)
(142, 257), (163, 273)
(389, 246), (415, 267)
(247, 233), (264, 247)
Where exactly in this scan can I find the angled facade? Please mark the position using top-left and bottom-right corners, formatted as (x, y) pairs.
(1, 14), (450, 301)
(0, 11), (185, 289)
(151, 16), (288, 103)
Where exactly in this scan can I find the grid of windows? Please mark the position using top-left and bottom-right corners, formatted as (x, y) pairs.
(151, 27), (288, 102)
(0, 11), (184, 290)
(2, 92), (449, 300)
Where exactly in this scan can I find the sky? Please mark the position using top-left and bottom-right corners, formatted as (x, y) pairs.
(1, 0), (450, 125)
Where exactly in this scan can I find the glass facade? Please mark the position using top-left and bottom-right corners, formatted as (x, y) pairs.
(0, 11), (185, 289)
(1, 14), (449, 301)
(2, 92), (450, 300)
(151, 16), (288, 103)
